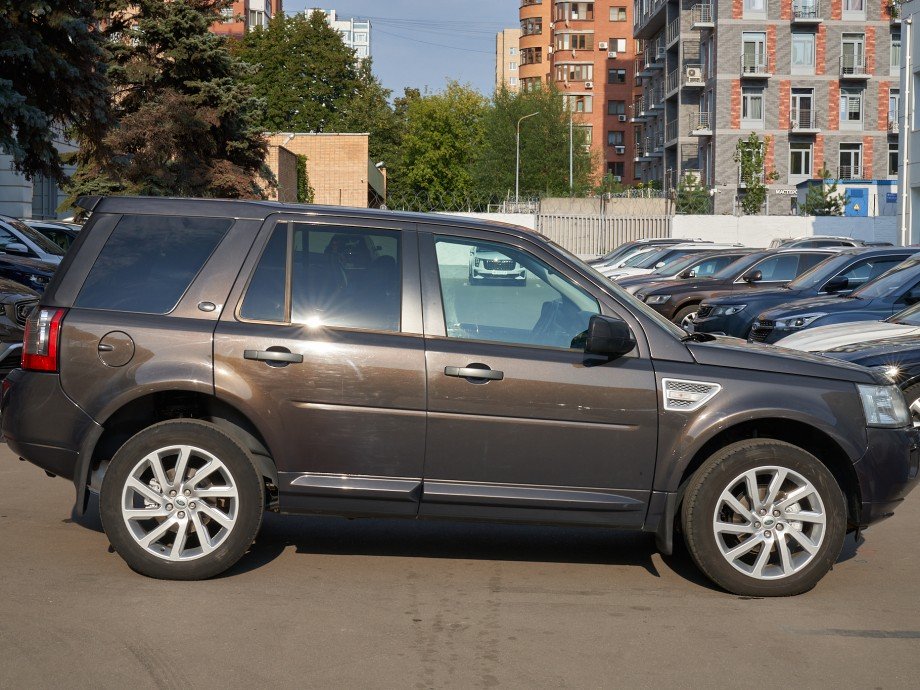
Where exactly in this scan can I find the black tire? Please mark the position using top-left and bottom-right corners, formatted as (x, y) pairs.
(902, 382), (920, 427)
(681, 439), (846, 597)
(672, 304), (700, 329)
(100, 420), (264, 580)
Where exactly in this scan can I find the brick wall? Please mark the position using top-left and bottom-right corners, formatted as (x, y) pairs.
(779, 80), (791, 130)
(828, 81), (841, 130)
(731, 80), (741, 129)
(866, 27), (876, 75)
(767, 25), (777, 74)
(814, 135), (825, 177)
(816, 25), (826, 76)
(261, 144), (299, 203)
(765, 136), (775, 179)
(863, 136), (874, 179)
(831, 0), (841, 20)
(732, 0), (742, 19)
(780, 0), (791, 20)
(878, 81), (892, 131)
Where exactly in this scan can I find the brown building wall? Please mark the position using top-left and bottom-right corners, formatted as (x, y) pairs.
(262, 144), (298, 203)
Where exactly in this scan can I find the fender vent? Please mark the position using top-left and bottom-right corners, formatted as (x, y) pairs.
(662, 378), (721, 412)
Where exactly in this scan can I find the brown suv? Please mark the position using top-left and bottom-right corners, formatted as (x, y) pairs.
(2, 197), (918, 596)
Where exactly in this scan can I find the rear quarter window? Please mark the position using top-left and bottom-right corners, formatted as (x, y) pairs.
(75, 215), (232, 314)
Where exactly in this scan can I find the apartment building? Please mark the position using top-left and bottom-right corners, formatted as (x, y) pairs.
(518, 1), (642, 183)
(496, 29), (523, 92)
(633, 0), (901, 214)
(309, 9), (372, 59)
(212, 1), (283, 37)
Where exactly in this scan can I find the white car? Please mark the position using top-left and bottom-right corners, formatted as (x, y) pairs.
(776, 318), (920, 352)
(599, 243), (744, 280)
(468, 247), (526, 284)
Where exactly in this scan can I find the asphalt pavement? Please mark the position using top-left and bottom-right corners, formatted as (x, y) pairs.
(1, 443), (919, 688)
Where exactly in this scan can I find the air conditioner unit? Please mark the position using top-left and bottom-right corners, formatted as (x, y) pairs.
(547, 45), (554, 54)
(598, 42), (609, 50)
(685, 66), (704, 84)
(608, 51), (618, 59)
(618, 114), (628, 122)
(615, 146), (626, 154)
(585, 81), (594, 89)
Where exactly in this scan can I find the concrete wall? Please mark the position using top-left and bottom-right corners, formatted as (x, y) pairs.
(672, 214), (899, 247)
(0, 154), (32, 218)
(440, 212), (537, 230)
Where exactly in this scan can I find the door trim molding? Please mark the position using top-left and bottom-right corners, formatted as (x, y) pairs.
(423, 480), (645, 512)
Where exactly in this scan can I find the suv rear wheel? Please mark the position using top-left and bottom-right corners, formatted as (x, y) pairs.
(100, 420), (264, 580)
(681, 439), (846, 596)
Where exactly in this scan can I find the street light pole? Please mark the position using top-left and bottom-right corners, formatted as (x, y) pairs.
(516, 111), (540, 205)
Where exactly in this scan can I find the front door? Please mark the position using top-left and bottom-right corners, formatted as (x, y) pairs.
(214, 216), (427, 517)
(418, 229), (658, 527)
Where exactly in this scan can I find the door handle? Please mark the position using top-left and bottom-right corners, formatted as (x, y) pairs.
(244, 349), (304, 364)
(444, 365), (504, 381)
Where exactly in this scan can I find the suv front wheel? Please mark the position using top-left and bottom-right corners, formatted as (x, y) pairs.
(681, 439), (846, 596)
(100, 420), (265, 580)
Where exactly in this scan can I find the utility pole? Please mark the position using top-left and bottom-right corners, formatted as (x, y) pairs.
(516, 111), (540, 206)
(902, 17), (912, 246)
(569, 107), (574, 194)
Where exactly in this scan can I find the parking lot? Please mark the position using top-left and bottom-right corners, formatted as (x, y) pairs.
(2, 443), (919, 688)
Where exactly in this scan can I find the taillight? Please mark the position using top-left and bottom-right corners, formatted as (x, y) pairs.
(22, 308), (67, 372)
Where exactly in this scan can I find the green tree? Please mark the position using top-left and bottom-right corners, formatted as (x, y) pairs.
(398, 81), (489, 202)
(0, 0), (112, 180)
(801, 164), (849, 216)
(334, 60), (401, 168)
(734, 132), (778, 215)
(473, 85), (593, 198)
(296, 155), (314, 203)
(64, 0), (270, 205)
(675, 173), (711, 214)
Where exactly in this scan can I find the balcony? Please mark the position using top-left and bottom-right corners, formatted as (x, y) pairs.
(634, 140), (653, 162)
(683, 64), (705, 87)
(840, 55), (869, 79)
(634, 0), (668, 40)
(666, 17), (680, 48)
(689, 112), (713, 136)
(666, 69), (680, 97)
(665, 119), (679, 145)
(741, 55), (771, 78)
(838, 165), (863, 180)
(791, 1), (822, 24)
(630, 101), (649, 122)
(790, 109), (819, 133)
(636, 56), (654, 78)
(691, 4), (714, 29)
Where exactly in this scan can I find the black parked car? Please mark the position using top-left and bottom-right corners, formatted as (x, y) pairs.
(0, 254), (56, 294)
(634, 248), (837, 328)
(750, 256), (920, 345)
(0, 278), (39, 377)
(695, 247), (916, 338)
(616, 249), (756, 295)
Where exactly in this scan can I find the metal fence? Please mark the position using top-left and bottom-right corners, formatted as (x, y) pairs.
(536, 215), (671, 255)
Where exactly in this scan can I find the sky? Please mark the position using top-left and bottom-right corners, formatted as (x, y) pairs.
(285, 1), (518, 96)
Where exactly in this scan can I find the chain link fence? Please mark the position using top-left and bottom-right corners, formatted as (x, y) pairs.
(384, 189), (671, 216)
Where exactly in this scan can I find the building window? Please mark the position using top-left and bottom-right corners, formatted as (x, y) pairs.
(610, 38), (627, 53)
(744, 0), (766, 17)
(247, 10), (266, 29)
(889, 142), (900, 177)
(889, 88), (900, 131)
(509, 62), (517, 71)
(521, 77), (542, 92)
(576, 124), (593, 145)
(791, 88), (815, 129)
(608, 68), (626, 84)
(839, 87), (863, 128)
(843, 0), (865, 19)
(510, 47), (517, 56)
(789, 142), (813, 180)
(521, 48), (542, 65)
(741, 87), (764, 127)
(354, 32), (367, 43)
(839, 143), (862, 179)
(611, 7), (627, 21)
(892, 32), (902, 75)
(841, 34), (865, 75)
(742, 32), (767, 73)
(608, 130), (625, 146)
(556, 33), (594, 51)
(568, 94), (593, 112)
(221, 7), (235, 23)
(555, 2), (595, 21)
(556, 64), (593, 81)
(607, 162), (625, 178)
(791, 32), (815, 75)
(509, 77), (518, 86)
(607, 100), (626, 115)
(521, 17), (542, 36)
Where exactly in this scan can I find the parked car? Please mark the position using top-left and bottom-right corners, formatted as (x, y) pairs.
(586, 238), (684, 266)
(599, 243), (743, 280)
(770, 236), (869, 249)
(616, 249), (756, 295)
(635, 248), (838, 328)
(694, 247), (916, 338)
(819, 334), (920, 427)
(469, 246), (527, 284)
(0, 254), (56, 294)
(22, 219), (80, 252)
(3, 195), (917, 597)
(0, 215), (65, 264)
(0, 278), (39, 377)
(751, 256), (920, 345)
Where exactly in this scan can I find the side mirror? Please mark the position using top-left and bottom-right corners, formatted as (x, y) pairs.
(678, 268), (695, 279)
(823, 276), (849, 293)
(742, 269), (763, 283)
(655, 261), (666, 268)
(584, 315), (636, 358)
(2, 242), (29, 256)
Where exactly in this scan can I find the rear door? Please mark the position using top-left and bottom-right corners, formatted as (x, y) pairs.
(213, 215), (427, 517)
(418, 227), (658, 527)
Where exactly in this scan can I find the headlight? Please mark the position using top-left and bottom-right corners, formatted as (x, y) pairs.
(873, 365), (901, 382)
(474, 258), (481, 267)
(775, 313), (826, 330)
(645, 294), (671, 304)
(857, 384), (910, 428)
(710, 304), (747, 316)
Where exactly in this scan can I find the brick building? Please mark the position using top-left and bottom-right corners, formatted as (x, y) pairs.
(518, 1), (642, 183)
(211, 1), (283, 37)
(496, 28), (522, 92)
(265, 133), (387, 208)
(633, 0), (900, 214)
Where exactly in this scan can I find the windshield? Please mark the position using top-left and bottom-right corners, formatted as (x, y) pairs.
(785, 254), (845, 290)
(653, 253), (700, 276)
(6, 218), (65, 255)
(620, 246), (668, 268)
(851, 258), (920, 300)
(711, 251), (769, 280)
(547, 240), (688, 339)
(891, 301), (920, 326)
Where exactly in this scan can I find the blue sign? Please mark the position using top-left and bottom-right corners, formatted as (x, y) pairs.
(886, 192), (898, 203)
(846, 188), (869, 217)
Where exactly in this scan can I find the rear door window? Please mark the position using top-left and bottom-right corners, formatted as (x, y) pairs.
(75, 215), (232, 314)
(826, 257), (905, 291)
